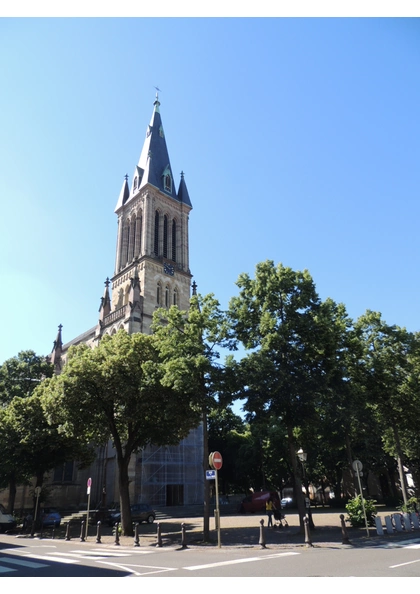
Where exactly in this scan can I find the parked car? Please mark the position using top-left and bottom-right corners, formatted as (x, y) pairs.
(0, 504), (16, 533)
(238, 491), (280, 514)
(280, 497), (293, 509)
(41, 508), (61, 528)
(107, 503), (156, 526)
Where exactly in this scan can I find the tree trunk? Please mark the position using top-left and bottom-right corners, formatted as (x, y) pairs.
(393, 425), (409, 506)
(7, 473), (17, 514)
(345, 432), (358, 496)
(117, 452), (133, 536)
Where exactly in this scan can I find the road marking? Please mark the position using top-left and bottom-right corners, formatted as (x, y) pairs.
(97, 560), (177, 577)
(0, 566), (17, 573)
(0, 557), (48, 569)
(184, 551), (300, 571)
(390, 558), (420, 568)
(23, 554), (79, 564)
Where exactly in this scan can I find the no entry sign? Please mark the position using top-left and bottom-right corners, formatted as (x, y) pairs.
(210, 451), (223, 470)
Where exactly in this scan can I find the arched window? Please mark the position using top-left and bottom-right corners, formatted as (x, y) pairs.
(165, 286), (169, 308)
(171, 219), (176, 262)
(173, 288), (178, 306)
(156, 283), (161, 305)
(164, 174), (172, 192)
(163, 215), (168, 258)
(154, 211), (160, 255)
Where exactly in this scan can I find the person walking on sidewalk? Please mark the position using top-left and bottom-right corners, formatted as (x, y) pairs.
(266, 497), (275, 527)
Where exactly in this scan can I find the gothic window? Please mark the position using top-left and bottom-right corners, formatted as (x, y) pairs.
(163, 215), (168, 258)
(154, 211), (159, 255)
(173, 288), (178, 306)
(135, 214), (142, 257)
(165, 286), (169, 308)
(171, 219), (177, 262)
(164, 174), (172, 192)
(129, 217), (136, 262)
(157, 282), (162, 305)
(53, 461), (74, 483)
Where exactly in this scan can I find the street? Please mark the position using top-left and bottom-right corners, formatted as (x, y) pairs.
(1, 533), (420, 578)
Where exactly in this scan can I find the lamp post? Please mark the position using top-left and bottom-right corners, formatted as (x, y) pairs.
(297, 448), (315, 530)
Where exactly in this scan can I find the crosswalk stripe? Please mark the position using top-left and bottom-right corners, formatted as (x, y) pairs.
(0, 566), (17, 573)
(0, 557), (48, 569)
(23, 554), (78, 564)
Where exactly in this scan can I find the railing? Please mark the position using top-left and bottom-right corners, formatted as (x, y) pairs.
(104, 305), (127, 325)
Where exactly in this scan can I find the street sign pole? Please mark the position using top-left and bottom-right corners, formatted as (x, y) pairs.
(353, 460), (369, 538)
(86, 478), (92, 539)
(215, 468), (221, 548)
(209, 452), (223, 548)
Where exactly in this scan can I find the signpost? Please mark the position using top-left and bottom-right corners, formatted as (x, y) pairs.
(352, 460), (369, 537)
(86, 477), (92, 539)
(209, 452), (223, 548)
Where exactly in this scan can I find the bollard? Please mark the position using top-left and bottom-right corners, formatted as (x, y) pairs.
(156, 522), (162, 548)
(393, 513), (403, 532)
(80, 520), (85, 542)
(134, 523), (140, 547)
(384, 515), (394, 534)
(374, 516), (384, 536)
(411, 513), (420, 530)
(304, 515), (313, 547)
(181, 522), (188, 549)
(114, 522), (120, 546)
(340, 514), (351, 544)
(96, 521), (102, 544)
(65, 521), (71, 541)
(403, 513), (412, 531)
(259, 519), (266, 549)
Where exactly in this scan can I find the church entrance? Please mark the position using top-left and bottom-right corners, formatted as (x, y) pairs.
(166, 484), (184, 506)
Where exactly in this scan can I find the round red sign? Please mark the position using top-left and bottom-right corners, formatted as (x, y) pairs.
(212, 451), (223, 470)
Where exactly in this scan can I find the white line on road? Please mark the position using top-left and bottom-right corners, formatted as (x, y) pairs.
(97, 560), (177, 577)
(22, 554), (79, 564)
(390, 558), (420, 568)
(0, 556), (48, 569)
(184, 551), (300, 571)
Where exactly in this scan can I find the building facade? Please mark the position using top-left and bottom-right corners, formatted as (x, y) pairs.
(10, 95), (204, 512)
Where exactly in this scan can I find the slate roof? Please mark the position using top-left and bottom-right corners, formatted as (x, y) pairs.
(115, 94), (192, 211)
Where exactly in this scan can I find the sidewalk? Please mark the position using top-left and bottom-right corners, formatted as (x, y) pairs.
(12, 508), (419, 550)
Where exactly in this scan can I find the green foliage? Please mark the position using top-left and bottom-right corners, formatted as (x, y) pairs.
(398, 496), (419, 514)
(345, 495), (377, 527)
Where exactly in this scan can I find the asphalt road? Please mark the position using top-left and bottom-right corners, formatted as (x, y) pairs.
(1, 530), (420, 578)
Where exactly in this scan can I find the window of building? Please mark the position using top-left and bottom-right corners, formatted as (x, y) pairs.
(154, 211), (159, 255)
(164, 174), (172, 192)
(165, 286), (169, 308)
(53, 461), (74, 483)
(173, 288), (178, 306)
(163, 215), (168, 258)
(157, 283), (161, 305)
(172, 220), (177, 262)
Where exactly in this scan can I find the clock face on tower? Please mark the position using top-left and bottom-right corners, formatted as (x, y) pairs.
(164, 263), (175, 276)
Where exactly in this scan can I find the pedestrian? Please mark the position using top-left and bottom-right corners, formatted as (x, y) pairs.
(266, 497), (275, 527)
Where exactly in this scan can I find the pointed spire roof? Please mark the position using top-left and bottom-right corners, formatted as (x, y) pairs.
(50, 324), (63, 373)
(98, 278), (111, 321)
(114, 175), (130, 211)
(177, 171), (192, 207)
(115, 93), (193, 211)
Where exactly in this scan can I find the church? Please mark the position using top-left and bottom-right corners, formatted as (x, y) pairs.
(42, 94), (204, 511)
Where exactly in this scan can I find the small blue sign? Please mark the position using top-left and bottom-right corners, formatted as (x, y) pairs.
(206, 470), (216, 480)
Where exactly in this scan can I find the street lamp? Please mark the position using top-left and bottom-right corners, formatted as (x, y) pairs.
(297, 448), (315, 530)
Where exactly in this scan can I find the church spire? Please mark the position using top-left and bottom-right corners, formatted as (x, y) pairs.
(50, 324), (63, 374)
(98, 278), (111, 322)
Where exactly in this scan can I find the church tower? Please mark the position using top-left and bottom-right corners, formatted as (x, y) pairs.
(102, 93), (193, 338)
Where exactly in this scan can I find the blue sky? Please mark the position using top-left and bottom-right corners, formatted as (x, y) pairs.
(1, 16), (420, 367)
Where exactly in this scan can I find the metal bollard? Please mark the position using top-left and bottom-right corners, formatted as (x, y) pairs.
(80, 520), (85, 542)
(96, 521), (102, 544)
(304, 515), (313, 547)
(340, 514), (351, 544)
(259, 518), (266, 549)
(181, 522), (188, 549)
(156, 522), (162, 548)
(65, 521), (71, 541)
(114, 522), (120, 546)
(134, 523), (140, 547)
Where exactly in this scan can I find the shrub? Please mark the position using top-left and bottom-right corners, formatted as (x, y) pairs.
(345, 495), (377, 527)
(398, 497), (419, 514)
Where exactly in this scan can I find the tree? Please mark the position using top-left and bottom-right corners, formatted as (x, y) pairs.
(0, 351), (55, 512)
(228, 261), (328, 530)
(39, 330), (202, 536)
(354, 311), (420, 505)
(152, 292), (236, 540)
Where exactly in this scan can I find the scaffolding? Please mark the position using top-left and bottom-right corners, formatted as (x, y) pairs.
(137, 425), (204, 506)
